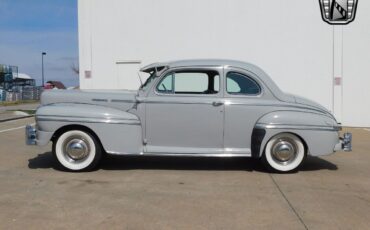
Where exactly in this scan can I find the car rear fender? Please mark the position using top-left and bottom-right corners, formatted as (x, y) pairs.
(254, 110), (340, 157)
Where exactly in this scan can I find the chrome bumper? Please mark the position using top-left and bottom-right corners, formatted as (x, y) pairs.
(25, 125), (36, 145)
(334, 132), (352, 152)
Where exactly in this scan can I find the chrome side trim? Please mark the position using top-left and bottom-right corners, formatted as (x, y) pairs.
(111, 99), (136, 103)
(92, 98), (136, 103)
(143, 100), (329, 114)
(106, 151), (251, 157)
(225, 102), (329, 114)
(106, 151), (144, 156)
(144, 152), (251, 157)
(36, 115), (140, 125)
(255, 123), (341, 132)
(145, 100), (214, 105)
(92, 98), (108, 102)
(37, 114), (138, 120)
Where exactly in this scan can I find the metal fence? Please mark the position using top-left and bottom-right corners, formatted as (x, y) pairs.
(0, 86), (42, 102)
(1, 64), (41, 102)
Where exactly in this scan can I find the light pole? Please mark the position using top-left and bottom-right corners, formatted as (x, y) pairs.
(41, 52), (46, 87)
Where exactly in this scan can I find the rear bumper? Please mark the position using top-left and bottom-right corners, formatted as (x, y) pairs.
(334, 132), (352, 152)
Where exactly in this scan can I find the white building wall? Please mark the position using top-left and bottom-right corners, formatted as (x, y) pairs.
(342, 2), (370, 127)
(78, 0), (370, 127)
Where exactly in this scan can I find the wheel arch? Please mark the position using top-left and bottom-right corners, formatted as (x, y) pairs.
(51, 124), (106, 152)
(253, 109), (329, 158)
(252, 127), (309, 158)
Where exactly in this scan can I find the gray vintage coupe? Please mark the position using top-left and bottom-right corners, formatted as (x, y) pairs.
(26, 60), (352, 172)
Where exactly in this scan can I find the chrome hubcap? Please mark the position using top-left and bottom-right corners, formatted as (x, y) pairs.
(271, 139), (297, 165)
(63, 137), (89, 161)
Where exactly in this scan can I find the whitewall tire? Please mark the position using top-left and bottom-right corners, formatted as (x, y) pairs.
(52, 130), (102, 171)
(262, 133), (306, 173)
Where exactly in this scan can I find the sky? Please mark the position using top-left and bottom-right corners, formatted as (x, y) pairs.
(0, 0), (78, 87)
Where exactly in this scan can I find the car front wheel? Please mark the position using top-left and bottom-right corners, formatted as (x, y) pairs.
(52, 130), (102, 171)
(262, 133), (306, 173)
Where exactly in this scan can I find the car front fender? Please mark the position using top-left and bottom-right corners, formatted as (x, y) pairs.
(35, 103), (143, 154)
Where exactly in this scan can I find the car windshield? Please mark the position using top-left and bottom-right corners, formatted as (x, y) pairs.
(140, 71), (157, 90)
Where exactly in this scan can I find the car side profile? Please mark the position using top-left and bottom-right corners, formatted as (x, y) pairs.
(26, 59), (352, 172)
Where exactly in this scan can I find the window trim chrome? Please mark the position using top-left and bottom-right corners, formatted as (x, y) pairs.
(225, 71), (263, 97)
(152, 66), (224, 98)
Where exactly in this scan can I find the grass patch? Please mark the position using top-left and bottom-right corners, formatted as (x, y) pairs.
(8, 109), (36, 115)
(0, 100), (39, 106)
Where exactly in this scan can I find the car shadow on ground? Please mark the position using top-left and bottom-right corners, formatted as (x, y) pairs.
(28, 152), (338, 172)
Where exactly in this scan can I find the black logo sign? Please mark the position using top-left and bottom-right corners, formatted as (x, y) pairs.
(319, 0), (358, 25)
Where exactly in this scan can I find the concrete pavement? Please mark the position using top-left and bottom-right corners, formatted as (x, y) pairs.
(0, 118), (369, 229)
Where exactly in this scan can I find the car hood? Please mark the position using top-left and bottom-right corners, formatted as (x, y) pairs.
(40, 89), (138, 111)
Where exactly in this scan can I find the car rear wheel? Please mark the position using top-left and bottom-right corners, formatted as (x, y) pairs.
(52, 130), (102, 171)
(262, 133), (306, 173)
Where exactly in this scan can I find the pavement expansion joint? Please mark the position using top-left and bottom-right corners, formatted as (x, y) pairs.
(269, 173), (309, 230)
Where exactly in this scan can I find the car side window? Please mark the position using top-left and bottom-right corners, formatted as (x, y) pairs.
(157, 73), (173, 93)
(157, 71), (220, 94)
(226, 72), (261, 95)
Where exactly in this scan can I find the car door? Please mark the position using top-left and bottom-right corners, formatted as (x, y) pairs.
(144, 66), (225, 155)
(223, 66), (272, 156)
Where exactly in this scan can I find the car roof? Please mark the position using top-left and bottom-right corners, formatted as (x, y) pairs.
(141, 59), (262, 73)
(141, 59), (292, 103)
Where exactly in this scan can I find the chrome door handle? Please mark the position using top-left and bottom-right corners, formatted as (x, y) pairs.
(212, 101), (224, 106)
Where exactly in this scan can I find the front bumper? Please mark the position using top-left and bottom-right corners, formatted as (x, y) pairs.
(334, 132), (352, 152)
(25, 125), (36, 145)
